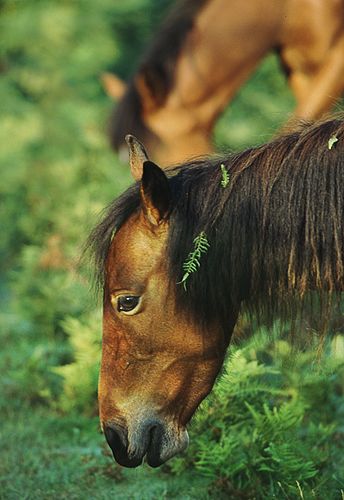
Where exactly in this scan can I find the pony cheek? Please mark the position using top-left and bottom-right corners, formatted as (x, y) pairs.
(159, 356), (224, 425)
(180, 380), (221, 424)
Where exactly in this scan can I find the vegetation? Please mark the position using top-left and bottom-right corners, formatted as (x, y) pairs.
(180, 231), (210, 290)
(170, 329), (344, 498)
(0, 0), (343, 498)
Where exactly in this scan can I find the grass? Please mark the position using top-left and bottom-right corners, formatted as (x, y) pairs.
(0, 406), (214, 500)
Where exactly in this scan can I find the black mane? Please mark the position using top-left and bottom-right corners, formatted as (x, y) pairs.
(109, 0), (209, 151)
(89, 117), (344, 332)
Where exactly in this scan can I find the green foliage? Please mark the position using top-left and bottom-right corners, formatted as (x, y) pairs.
(107, 0), (174, 78)
(180, 231), (210, 290)
(170, 332), (344, 498)
(53, 312), (102, 415)
(10, 245), (90, 339)
(0, 329), (68, 410)
(0, 0), (343, 497)
(220, 164), (229, 188)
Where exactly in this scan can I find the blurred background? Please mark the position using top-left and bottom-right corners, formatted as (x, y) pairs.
(0, 0), (343, 498)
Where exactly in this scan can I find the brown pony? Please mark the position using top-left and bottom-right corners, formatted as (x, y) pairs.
(88, 116), (344, 468)
(109, 0), (344, 164)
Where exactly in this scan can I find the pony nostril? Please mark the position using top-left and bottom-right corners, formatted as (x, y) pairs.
(104, 425), (127, 456)
(104, 424), (142, 468)
(146, 422), (164, 467)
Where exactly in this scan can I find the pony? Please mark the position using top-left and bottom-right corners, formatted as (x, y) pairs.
(88, 116), (344, 468)
(108, 0), (344, 164)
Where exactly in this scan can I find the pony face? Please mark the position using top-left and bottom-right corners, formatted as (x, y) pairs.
(99, 138), (228, 467)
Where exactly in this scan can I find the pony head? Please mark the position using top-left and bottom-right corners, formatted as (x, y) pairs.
(98, 136), (236, 467)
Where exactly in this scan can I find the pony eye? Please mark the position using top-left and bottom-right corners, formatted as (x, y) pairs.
(117, 295), (140, 313)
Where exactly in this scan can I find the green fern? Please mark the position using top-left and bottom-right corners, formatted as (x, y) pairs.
(221, 163), (230, 188)
(170, 330), (344, 498)
(179, 231), (210, 290)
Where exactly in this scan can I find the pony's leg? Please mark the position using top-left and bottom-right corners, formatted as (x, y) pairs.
(289, 36), (344, 120)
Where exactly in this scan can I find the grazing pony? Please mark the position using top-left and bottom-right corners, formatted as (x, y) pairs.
(109, 0), (344, 164)
(88, 116), (344, 467)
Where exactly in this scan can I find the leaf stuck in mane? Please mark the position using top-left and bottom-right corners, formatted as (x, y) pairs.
(179, 231), (210, 291)
(328, 135), (338, 150)
(220, 164), (230, 188)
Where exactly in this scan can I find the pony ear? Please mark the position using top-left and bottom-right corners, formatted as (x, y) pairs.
(125, 134), (149, 180)
(140, 161), (171, 226)
(101, 72), (126, 100)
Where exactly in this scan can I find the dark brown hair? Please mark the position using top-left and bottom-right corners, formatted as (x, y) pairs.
(89, 117), (344, 331)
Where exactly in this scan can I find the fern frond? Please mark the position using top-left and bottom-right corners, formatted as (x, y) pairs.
(179, 231), (210, 290)
(220, 163), (230, 188)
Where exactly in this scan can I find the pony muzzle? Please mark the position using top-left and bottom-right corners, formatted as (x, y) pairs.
(103, 420), (189, 468)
